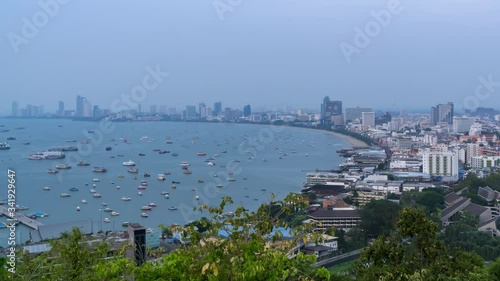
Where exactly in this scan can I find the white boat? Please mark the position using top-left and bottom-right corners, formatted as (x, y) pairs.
(60, 193), (71, 197)
(81, 200), (87, 204)
(207, 161), (216, 166)
(168, 206), (178, 210)
(180, 161), (190, 168)
(195, 196), (199, 200)
(90, 189), (96, 193)
(76, 206), (80, 211)
(93, 193), (102, 198)
(121, 197), (131, 201)
(122, 160), (135, 166)
(161, 191), (169, 195)
(43, 186), (51, 191)
(103, 218), (110, 223)
(149, 203), (157, 207)
(110, 211), (120, 216)
(102, 202), (108, 206)
(157, 175), (165, 181)
(164, 194), (169, 199)
(216, 184), (223, 188)
(141, 213), (148, 217)
(138, 191), (143, 196)
(93, 178), (100, 182)
(227, 178), (236, 181)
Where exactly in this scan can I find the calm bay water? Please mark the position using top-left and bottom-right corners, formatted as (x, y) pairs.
(0, 119), (349, 246)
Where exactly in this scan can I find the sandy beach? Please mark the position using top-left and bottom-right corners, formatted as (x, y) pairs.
(283, 125), (370, 148)
(323, 130), (370, 148)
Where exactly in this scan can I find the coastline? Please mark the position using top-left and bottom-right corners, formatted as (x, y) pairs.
(281, 125), (370, 148)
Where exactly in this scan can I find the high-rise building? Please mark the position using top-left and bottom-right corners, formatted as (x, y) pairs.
(186, 105), (197, 119)
(83, 99), (92, 117)
(243, 105), (251, 117)
(466, 143), (481, 164)
(321, 96), (330, 121)
(199, 103), (208, 118)
(150, 105), (157, 114)
(330, 101), (342, 116)
(375, 112), (392, 125)
(11, 101), (18, 117)
(76, 95), (84, 117)
(213, 102), (222, 116)
(452, 117), (475, 133)
(361, 112), (375, 127)
(58, 101), (64, 116)
(431, 102), (454, 125)
(422, 151), (459, 179)
(344, 107), (372, 122)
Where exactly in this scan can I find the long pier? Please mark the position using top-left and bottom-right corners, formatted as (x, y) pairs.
(0, 205), (44, 230)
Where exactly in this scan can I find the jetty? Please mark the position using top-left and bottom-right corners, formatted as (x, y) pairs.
(0, 205), (44, 230)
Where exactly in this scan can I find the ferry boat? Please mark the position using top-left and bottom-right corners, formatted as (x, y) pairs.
(47, 169), (59, 174)
(122, 160), (135, 166)
(55, 164), (71, 169)
(121, 197), (131, 201)
(77, 161), (90, 166)
(60, 193), (71, 197)
(92, 167), (107, 173)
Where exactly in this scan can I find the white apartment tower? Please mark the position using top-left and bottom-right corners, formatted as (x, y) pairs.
(466, 143), (481, 164)
(422, 151), (459, 179)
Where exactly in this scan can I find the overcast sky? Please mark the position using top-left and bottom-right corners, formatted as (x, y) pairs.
(1, 0), (500, 115)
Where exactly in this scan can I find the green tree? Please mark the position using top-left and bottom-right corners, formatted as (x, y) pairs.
(360, 199), (401, 238)
(352, 207), (491, 281)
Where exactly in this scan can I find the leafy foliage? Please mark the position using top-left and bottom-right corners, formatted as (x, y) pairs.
(360, 199), (401, 238)
(351, 207), (493, 281)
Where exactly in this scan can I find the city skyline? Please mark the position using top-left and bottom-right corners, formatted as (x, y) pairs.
(2, 1), (500, 116)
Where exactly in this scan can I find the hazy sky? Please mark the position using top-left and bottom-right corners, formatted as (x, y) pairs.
(1, 0), (500, 115)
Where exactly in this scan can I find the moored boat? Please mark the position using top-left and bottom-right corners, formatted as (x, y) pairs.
(60, 193), (71, 197)
(93, 167), (107, 173)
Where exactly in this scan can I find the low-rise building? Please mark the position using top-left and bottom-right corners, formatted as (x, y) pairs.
(308, 207), (361, 231)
